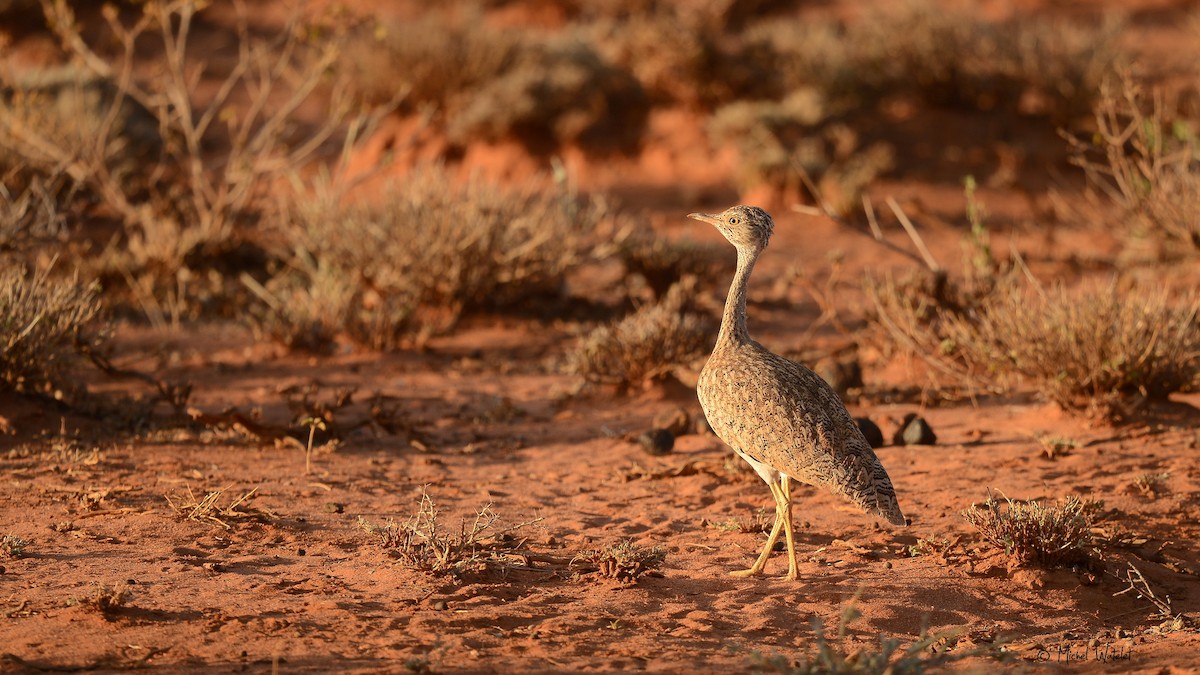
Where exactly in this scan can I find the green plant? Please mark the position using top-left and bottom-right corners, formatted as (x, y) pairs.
(567, 278), (711, 387)
(962, 494), (1099, 568)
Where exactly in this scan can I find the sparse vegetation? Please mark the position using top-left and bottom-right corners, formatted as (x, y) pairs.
(251, 166), (606, 350)
(571, 539), (666, 583)
(164, 485), (270, 530)
(7, 0), (357, 323)
(1131, 472), (1171, 499)
(70, 584), (130, 619)
(0, 534), (29, 558)
(360, 488), (535, 577)
(962, 494), (1100, 568)
(0, 265), (105, 397)
(1068, 75), (1200, 256)
(751, 597), (1005, 673)
(344, 13), (648, 153)
(568, 278), (711, 387)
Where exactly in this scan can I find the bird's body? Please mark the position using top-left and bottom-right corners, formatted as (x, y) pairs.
(690, 205), (905, 580)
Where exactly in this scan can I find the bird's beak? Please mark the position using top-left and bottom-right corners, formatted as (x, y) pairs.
(688, 212), (720, 226)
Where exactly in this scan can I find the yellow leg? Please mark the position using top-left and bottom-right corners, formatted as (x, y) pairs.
(781, 475), (798, 580)
(730, 480), (788, 578)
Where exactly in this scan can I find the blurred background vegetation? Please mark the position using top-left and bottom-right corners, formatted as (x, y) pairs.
(0, 0), (1197, 422)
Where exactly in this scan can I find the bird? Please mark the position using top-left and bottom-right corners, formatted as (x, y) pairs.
(690, 205), (905, 580)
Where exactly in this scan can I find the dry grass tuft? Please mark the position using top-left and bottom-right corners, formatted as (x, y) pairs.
(359, 488), (535, 577)
(0, 266), (105, 397)
(609, 227), (730, 299)
(962, 493), (1100, 568)
(709, 91), (894, 211)
(870, 261), (1200, 420)
(164, 485), (270, 530)
(571, 539), (666, 583)
(567, 278), (711, 387)
(251, 167), (606, 350)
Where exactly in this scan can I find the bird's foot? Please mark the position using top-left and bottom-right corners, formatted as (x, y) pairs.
(728, 567), (764, 578)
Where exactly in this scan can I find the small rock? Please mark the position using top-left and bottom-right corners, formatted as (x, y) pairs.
(892, 413), (937, 446)
(297, 548), (306, 556)
(653, 408), (691, 437)
(432, 600), (448, 611)
(637, 428), (674, 455)
(855, 417), (884, 448)
(324, 502), (344, 514)
(0, 565), (6, 575)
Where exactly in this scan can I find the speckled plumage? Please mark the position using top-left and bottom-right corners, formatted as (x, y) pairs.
(690, 205), (905, 579)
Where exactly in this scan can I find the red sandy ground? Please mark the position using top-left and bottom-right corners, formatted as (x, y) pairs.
(2, 0), (1200, 673)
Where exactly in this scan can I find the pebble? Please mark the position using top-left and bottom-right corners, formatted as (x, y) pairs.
(432, 600), (448, 611)
(855, 417), (884, 448)
(637, 428), (675, 455)
(892, 413), (937, 445)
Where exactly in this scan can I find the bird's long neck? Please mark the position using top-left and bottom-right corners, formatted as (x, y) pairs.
(716, 245), (760, 347)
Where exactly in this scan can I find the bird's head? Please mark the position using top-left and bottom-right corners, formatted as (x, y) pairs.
(688, 205), (774, 251)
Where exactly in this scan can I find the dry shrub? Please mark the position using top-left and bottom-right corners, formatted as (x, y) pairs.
(962, 494), (1099, 568)
(345, 14), (647, 153)
(1067, 75), (1200, 256)
(568, 279), (711, 387)
(609, 227), (730, 298)
(581, 3), (779, 108)
(871, 271), (1200, 419)
(251, 166), (604, 350)
(11, 0), (355, 323)
(0, 266), (105, 397)
(754, 0), (1120, 118)
(571, 539), (666, 583)
(359, 489), (523, 577)
(709, 90), (894, 212)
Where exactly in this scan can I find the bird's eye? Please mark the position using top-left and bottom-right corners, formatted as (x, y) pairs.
(729, 217), (740, 225)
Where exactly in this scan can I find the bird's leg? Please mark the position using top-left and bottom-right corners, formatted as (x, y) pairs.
(729, 480), (787, 578)
(780, 475), (798, 580)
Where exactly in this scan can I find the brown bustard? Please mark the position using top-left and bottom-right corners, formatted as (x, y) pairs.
(691, 205), (906, 580)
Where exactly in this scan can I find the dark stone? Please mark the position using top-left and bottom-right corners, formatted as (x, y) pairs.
(893, 413), (937, 445)
(855, 417), (884, 448)
(637, 428), (675, 455)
